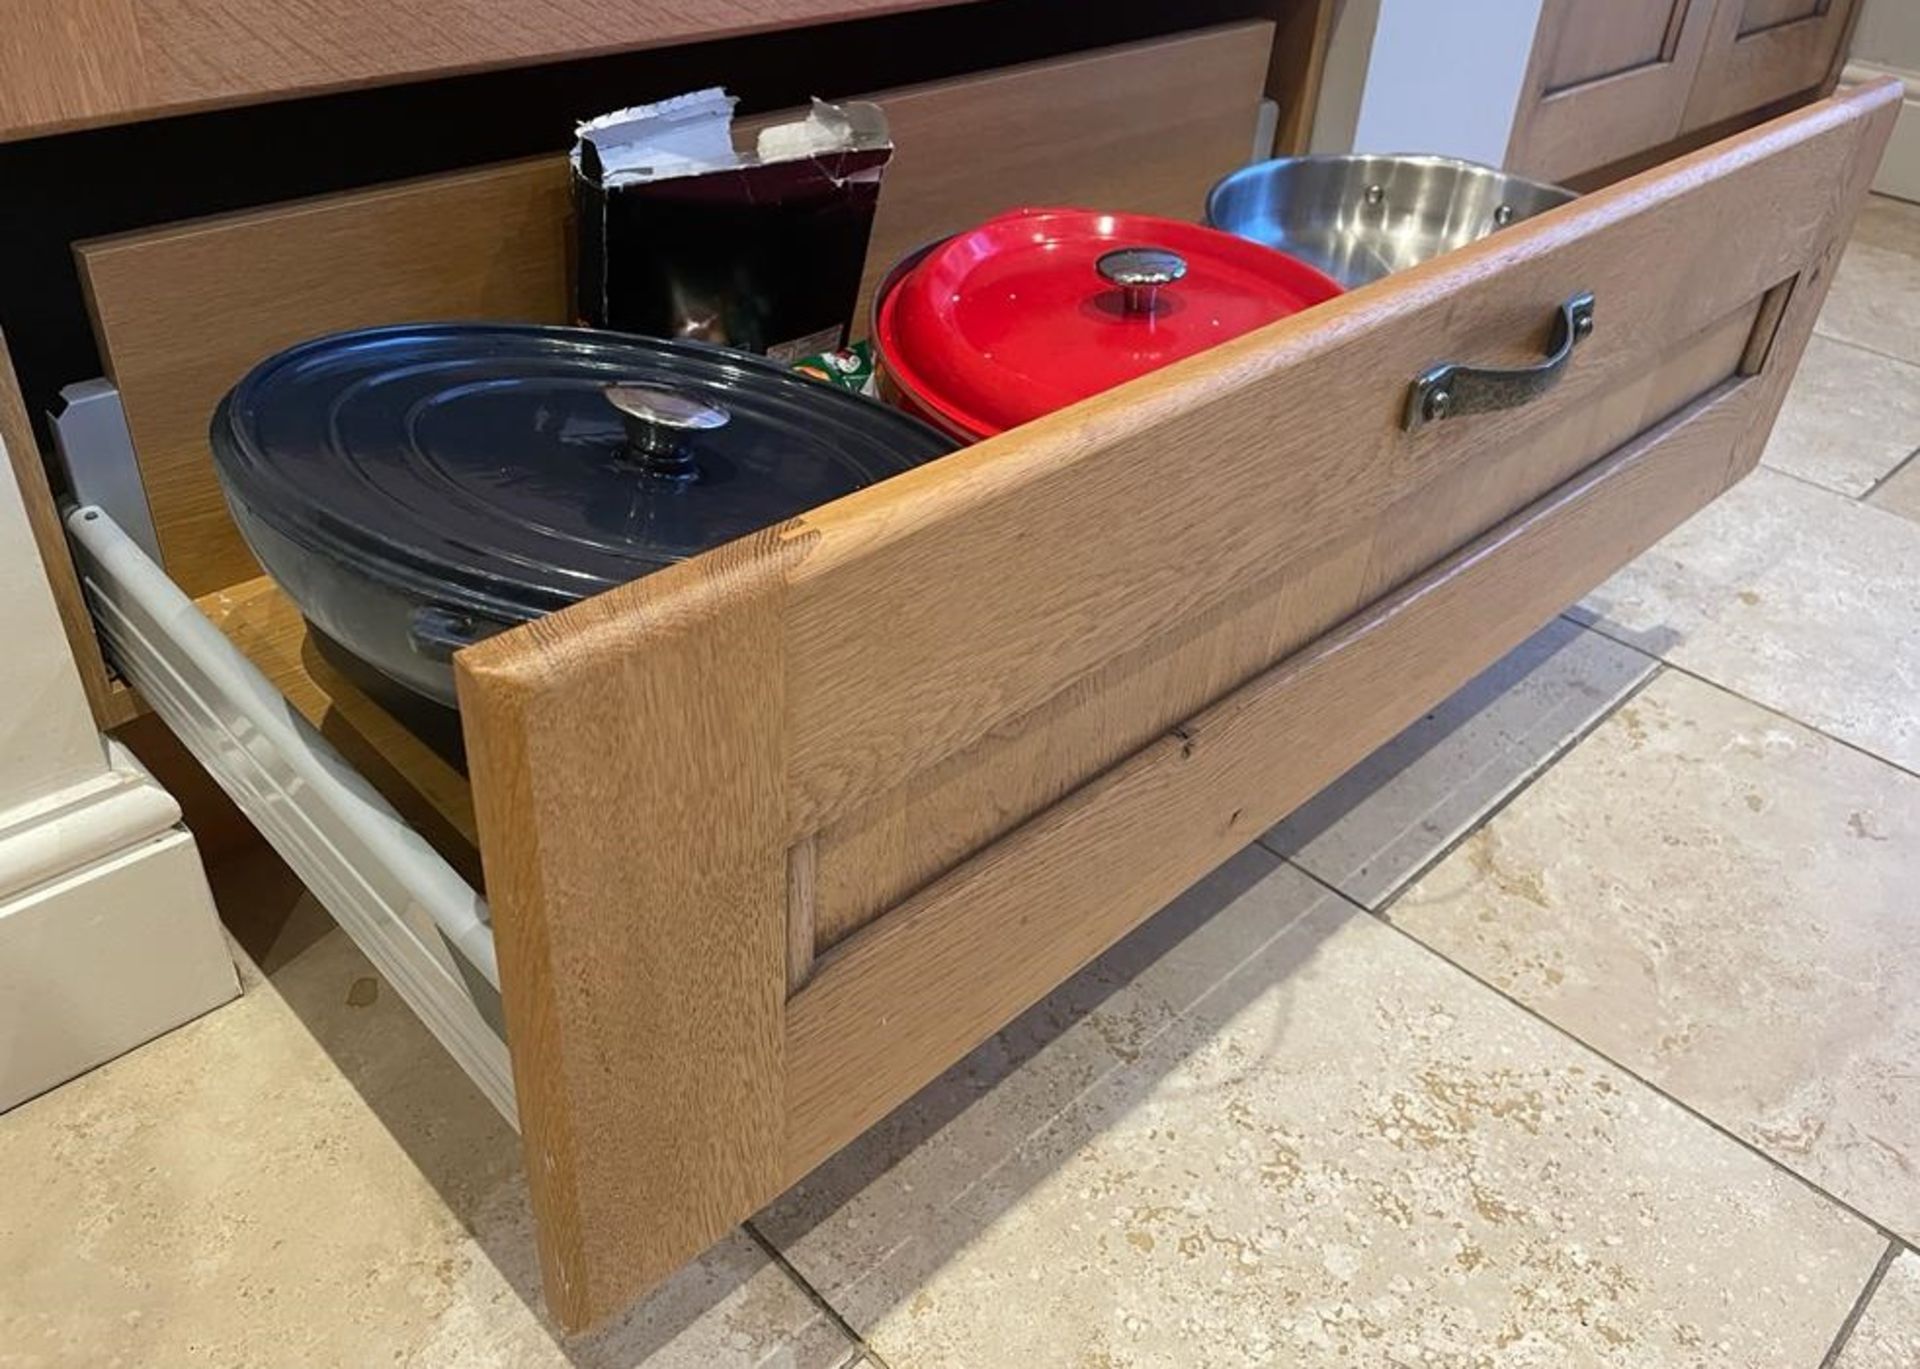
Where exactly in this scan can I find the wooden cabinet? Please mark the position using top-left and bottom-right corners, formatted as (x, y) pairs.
(0, 0), (965, 143)
(1504, 0), (1719, 183)
(1, 0), (1900, 1338)
(1684, 0), (1865, 129)
(1509, 0), (1862, 182)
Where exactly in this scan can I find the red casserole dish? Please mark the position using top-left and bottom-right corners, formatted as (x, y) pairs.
(875, 206), (1344, 441)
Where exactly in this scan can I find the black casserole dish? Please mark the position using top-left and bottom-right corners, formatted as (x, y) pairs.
(211, 323), (957, 761)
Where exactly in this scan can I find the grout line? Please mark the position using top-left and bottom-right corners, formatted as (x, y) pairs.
(1257, 634), (1920, 1252)
(1759, 462), (1878, 502)
(742, 1220), (883, 1365)
(1268, 858), (1920, 1309)
(1820, 1240), (1902, 1369)
(1352, 877), (1915, 1252)
(1863, 442), (1920, 501)
(1371, 660), (1665, 913)
(1571, 616), (1920, 787)
(1811, 324), (1920, 375)
(1259, 658), (1665, 912)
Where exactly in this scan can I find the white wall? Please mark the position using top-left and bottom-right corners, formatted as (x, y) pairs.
(1345, 0), (1546, 166)
(1847, 0), (1920, 203)
(1854, 0), (1920, 73)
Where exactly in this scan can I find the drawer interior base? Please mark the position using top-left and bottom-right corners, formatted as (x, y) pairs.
(192, 576), (480, 878)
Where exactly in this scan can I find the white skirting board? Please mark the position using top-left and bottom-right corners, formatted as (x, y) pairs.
(0, 787), (237, 1112)
(1847, 61), (1920, 203)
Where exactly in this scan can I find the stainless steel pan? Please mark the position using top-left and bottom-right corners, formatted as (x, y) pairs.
(1206, 154), (1574, 289)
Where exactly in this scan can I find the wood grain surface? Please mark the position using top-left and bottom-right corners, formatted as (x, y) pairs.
(457, 530), (801, 1332)
(450, 82), (1897, 1330)
(1506, 0), (1720, 182)
(76, 21), (1272, 599)
(777, 82), (1895, 848)
(807, 291), (1766, 950)
(1509, 0), (1862, 182)
(788, 136), (1870, 1166)
(1683, 0), (1861, 130)
(1265, 0), (1338, 154)
(786, 381), (1767, 1174)
(79, 157), (573, 598)
(1542, 0), (1689, 90)
(192, 575), (480, 866)
(0, 0), (976, 142)
(1739, 0), (1830, 38)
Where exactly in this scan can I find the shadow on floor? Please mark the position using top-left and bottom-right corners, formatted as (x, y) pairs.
(204, 831), (1342, 1363)
(206, 847), (759, 1365)
(201, 610), (1691, 1359)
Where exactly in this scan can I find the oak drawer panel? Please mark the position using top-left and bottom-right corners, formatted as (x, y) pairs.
(777, 100), (1865, 843)
(453, 84), (1898, 1331)
(788, 358), (1768, 1176)
(807, 288), (1771, 949)
(1683, 0), (1861, 130)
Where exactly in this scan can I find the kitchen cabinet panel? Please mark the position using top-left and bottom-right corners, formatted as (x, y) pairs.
(1685, 0), (1862, 130)
(1506, 0), (1718, 182)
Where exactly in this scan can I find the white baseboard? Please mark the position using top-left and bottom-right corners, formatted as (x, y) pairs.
(1846, 60), (1920, 204)
(0, 752), (237, 1112)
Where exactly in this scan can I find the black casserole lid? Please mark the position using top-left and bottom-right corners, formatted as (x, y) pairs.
(211, 323), (955, 624)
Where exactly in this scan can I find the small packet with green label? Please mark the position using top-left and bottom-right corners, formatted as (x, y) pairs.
(792, 340), (878, 398)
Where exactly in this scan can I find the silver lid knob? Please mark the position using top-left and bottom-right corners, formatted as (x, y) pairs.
(1097, 247), (1188, 317)
(604, 384), (730, 480)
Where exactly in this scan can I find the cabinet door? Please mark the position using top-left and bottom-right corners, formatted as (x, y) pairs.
(1682, 0), (1862, 130)
(1506, 0), (1720, 182)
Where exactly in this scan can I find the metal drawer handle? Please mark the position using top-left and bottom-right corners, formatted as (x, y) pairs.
(1404, 291), (1596, 431)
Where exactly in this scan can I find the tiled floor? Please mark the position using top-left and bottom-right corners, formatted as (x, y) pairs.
(5, 195), (1920, 1367)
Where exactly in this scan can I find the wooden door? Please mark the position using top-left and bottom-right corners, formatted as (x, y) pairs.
(1682, 0), (1863, 130)
(1506, 0), (1720, 182)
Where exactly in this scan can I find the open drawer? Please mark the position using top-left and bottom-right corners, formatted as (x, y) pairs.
(48, 73), (1899, 1332)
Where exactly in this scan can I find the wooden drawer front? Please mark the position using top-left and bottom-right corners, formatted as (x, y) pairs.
(454, 85), (1897, 1330)
(1740, 0), (1828, 32)
(1683, 0), (1861, 130)
(0, 0), (972, 142)
(1506, 0), (1719, 182)
(77, 22), (1272, 600)
(805, 289), (1770, 951)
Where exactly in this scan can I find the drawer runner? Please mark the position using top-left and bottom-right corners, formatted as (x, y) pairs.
(66, 505), (516, 1123)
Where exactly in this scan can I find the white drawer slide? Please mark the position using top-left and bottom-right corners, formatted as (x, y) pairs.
(66, 505), (516, 1123)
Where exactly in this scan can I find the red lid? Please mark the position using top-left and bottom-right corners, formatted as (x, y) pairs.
(876, 207), (1343, 439)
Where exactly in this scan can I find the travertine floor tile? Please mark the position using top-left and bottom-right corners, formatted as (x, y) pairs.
(1818, 195), (1920, 367)
(1869, 455), (1920, 525)
(1262, 619), (1651, 908)
(1760, 333), (1920, 496)
(1836, 1251), (1920, 1369)
(1391, 670), (1920, 1243)
(767, 861), (1879, 1367)
(1577, 466), (1920, 771)
(0, 904), (852, 1369)
(757, 846), (1301, 1304)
